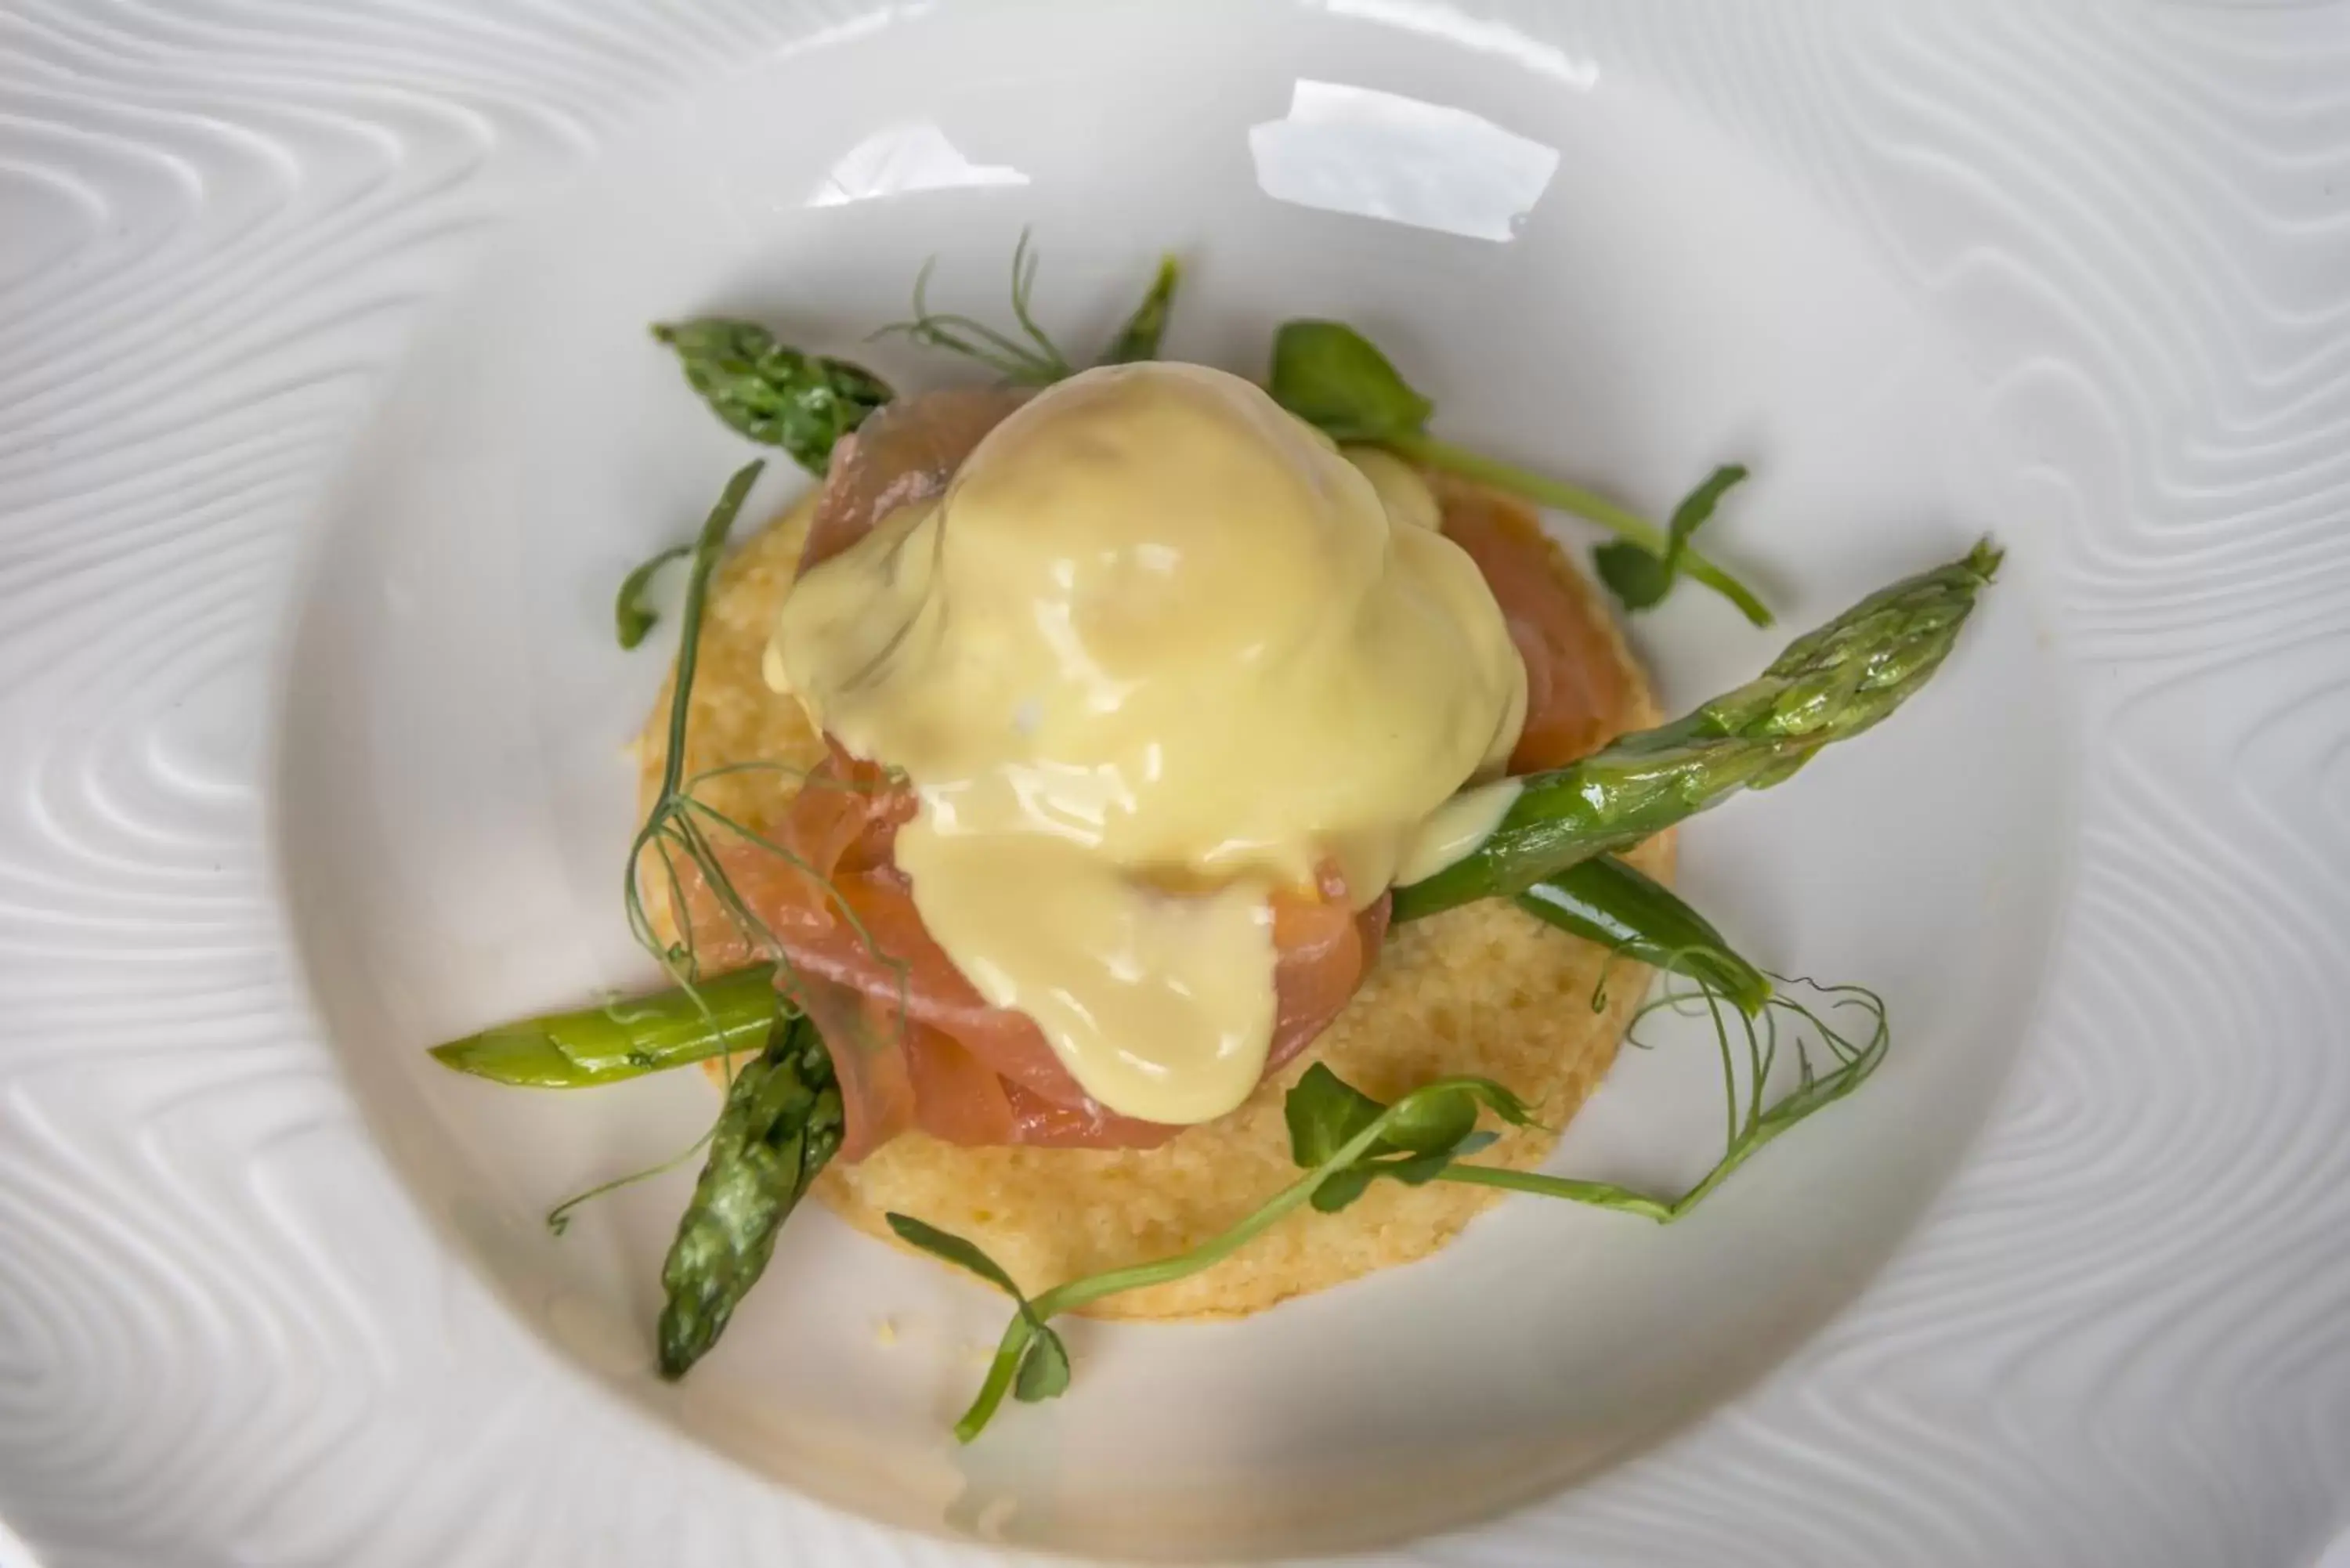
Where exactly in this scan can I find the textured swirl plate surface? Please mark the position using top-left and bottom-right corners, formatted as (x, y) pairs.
(2, 2), (2347, 1565)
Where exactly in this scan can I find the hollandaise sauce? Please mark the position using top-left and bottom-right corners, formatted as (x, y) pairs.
(768, 363), (1525, 1122)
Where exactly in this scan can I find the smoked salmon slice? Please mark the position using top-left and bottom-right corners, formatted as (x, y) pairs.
(668, 745), (1384, 1160)
(1434, 479), (1640, 773)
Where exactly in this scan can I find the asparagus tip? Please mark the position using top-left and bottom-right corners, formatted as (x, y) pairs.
(656, 1315), (700, 1381)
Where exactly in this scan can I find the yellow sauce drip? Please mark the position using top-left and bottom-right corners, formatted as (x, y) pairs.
(769, 363), (1524, 1122)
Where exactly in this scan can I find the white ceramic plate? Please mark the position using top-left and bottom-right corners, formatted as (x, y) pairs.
(4, 3), (2346, 1565)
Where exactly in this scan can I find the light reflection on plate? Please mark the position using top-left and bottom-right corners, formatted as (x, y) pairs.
(808, 121), (1029, 209)
(1249, 79), (1559, 241)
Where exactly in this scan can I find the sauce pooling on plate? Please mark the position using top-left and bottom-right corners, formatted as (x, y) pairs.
(768, 363), (1525, 1122)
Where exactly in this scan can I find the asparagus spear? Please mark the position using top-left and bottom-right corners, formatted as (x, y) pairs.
(1098, 255), (1181, 365)
(432, 854), (1752, 1086)
(650, 320), (891, 475)
(1392, 541), (2000, 923)
(658, 1010), (844, 1377)
(429, 966), (779, 1087)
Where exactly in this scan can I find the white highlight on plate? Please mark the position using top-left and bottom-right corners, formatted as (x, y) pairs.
(805, 121), (1028, 208)
(1309, 0), (1600, 90)
(0, 1513), (39, 1568)
(1248, 79), (1560, 241)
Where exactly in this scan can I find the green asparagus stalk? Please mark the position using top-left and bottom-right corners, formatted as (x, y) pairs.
(1513, 858), (1770, 1016)
(1098, 255), (1180, 365)
(434, 854), (1754, 1087)
(429, 965), (780, 1087)
(650, 320), (892, 474)
(1393, 541), (2001, 923)
(658, 1010), (844, 1377)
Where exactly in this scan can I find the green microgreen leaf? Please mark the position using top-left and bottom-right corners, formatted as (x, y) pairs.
(1265, 319), (1771, 625)
(1266, 320), (1434, 442)
(1285, 1061), (1387, 1165)
(1286, 1063), (1529, 1171)
(885, 1212), (1032, 1300)
(1308, 1165), (1379, 1214)
(1669, 462), (1751, 550)
(1593, 464), (1750, 612)
(885, 1212), (1072, 1435)
(1381, 1149), (1458, 1187)
(1291, 1071), (1529, 1212)
(1013, 1325), (1072, 1402)
(1378, 1082), (1488, 1154)
(615, 543), (691, 650)
(1592, 540), (1673, 610)
(1512, 858), (1773, 1017)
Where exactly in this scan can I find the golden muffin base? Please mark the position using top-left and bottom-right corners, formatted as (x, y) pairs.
(635, 487), (1668, 1320)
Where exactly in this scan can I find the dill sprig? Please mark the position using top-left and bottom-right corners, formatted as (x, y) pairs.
(873, 229), (1075, 385)
(618, 471), (909, 1010)
(624, 459), (771, 992)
